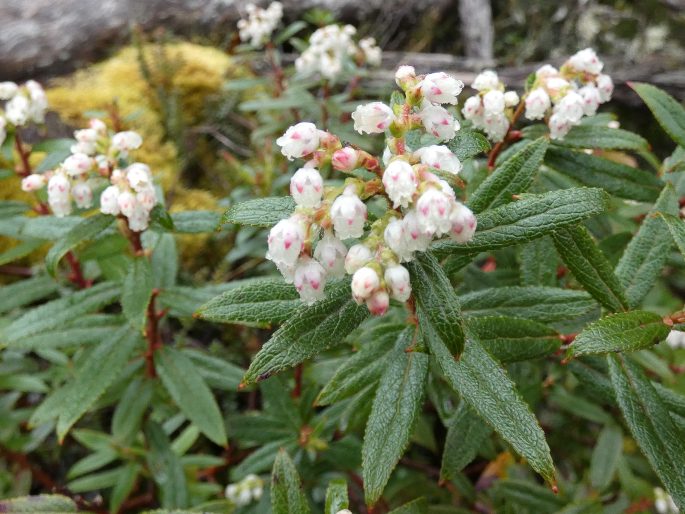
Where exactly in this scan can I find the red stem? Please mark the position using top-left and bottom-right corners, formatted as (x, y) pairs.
(487, 100), (526, 169)
(14, 132), (32, 178)
(65, 251), (92, 289)
(144, 289), (162, 379)
(292, 363), (303, 398)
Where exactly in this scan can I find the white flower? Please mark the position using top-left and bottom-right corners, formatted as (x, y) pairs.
(344, 244), (372, 274)
(666, 330), (685, 349)
(276, 122), (320, 160)
(504, 91), (520, 107)
(472, 70), (500, 91)
(420, 72), (464, 104)
(351, 266), (380, 303)
(449, 203), (477, 242)
(402, 210), (432, 252)
(419, 102), (458, 141)
(416, 187), (453, 237)
(72, 182), (93, 209)
(0, 116), (5, 146)
(384, 264), (411, 302)
(351, 102), (394, 134)
(127, 204), (151, 233)
(295, 24), (358, 80)
(330, 188), (367, 240)
(384, 218), (413, 262)
(483, 90), (505, 116)
(72, 128), (99, 155)
(136, 187), (157, 211)
(117, 190), (137, 217)
(554, 91), (584, 123)
(544, 77), (571, 99)
(654, 487), (679, 514)
(395, 65), (416, 87)
(5, 95), (30, 126)
(382, 160), (418, 209)
(579, 85), (601, 116)
(366, 289), (390, 316)
(100, 185), (121, 215)
(549, 113), (573, 140)
(482, 113), (509, 142)
(293, 257), (327, 305)
(568, 48), (603, 75)
(89, 118), (108, 134)
(414, 145), (462, 174)
(266, 216), (306, 269)
(47, 174), (72, 217)
(111, 131), (142, 153)
(596, 74), (613, 102)
(359, 37), (382, 66)
(535, 64), (559, 79)
(25, 80), (48, 123)
(332, 147), (359, 172)
(314, 232), (347, 278)
(336, 510), (353, 514)
(290, 167), (324, 208)
(126, 163), (153, 192)
(21, 174), (46, 192)
(237, 2), (283, 47)
(525, 88), (551, 120)
(62, 153), (94, 177)
(0, 81), (18, 100)
(462, 96), (484, 122)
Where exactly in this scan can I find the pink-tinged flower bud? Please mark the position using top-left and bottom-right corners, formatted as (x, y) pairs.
(504, 91), (520, 107)
(549, 113), (572, 140)
(596, 74), (613, 103)
(47, 174), (72, 217)
(402, 210), (432, 253)
(127, 203), (150, 232)
(666, 330), (685, 349)
(330, 189), (367, 240)
(72, 128), (98, 155)
(117, 191), (137, 217)
(293, 257), (327, 305)
(72, 182), (93, 209)
(366, 289), (390, 316)
(483, 90), (505, 116)
(482, 113), (509, 143)
(0, 81), (18, 100)
(89, 118), (107, 134)
(395, 65), (416, 88)
(21, 173), (46, 192)
(384, 218), (413, 262)
(63, 153), (94, 177)
(524, 88), (551, 120)
(351, 266), (380, 303)
(290, 167), (324, 208)
(351, 102), (394, 134)
(100, 185), (121, 215)
(344, 244), (372, 274)
(276, 122), (320, 161)
(111, 131), (143, 152)
(472, 70), (500, 92)
(382, 160), (418, 209)
(5, 95), (29, 126)
(536, 65), (558, 79)
(385, 264), (411, 302)
(136, 187), (157, 211)
(331, 147), (359, 172)
(314, 231), (347, 278)
(544, 77), (571, 100)
(420, 72), (464, 105)
(554, 91), (584, 124)
(579, 85), (601, 116)
(419, 102), (458, 142)
(449, 203), (477, 243)
(462, 96), (484, 122)
(126, 163), (153, 192)
(49, 197), (72, 217)
(266, 216), (306, 268)
(567, 48), (603, 75)
(414, 145), (462, 174)
(416, 188), (453, 237)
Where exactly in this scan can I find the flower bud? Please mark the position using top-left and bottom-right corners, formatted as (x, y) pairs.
(21, 173), (46, 192)
(72, 128), (98, 155)
(276, 122), (320, 160)
(384, 264), (411, 302)
(402, 210), (432, 252)
(472, 70), (500, 91)
(293, 257), (327, 305)
(351, 102), (394, 134)
(504, 91), (520, 107)
(548, 113), (572, 140)
(331, 147), (359, 172)
(449, 203), (477, 243)
(0, 81), (18, 100)
(89, 118), (108, 134)
(72, 182), (93, 209)
(554, 91), (584, 124)
(266, 216), (306, 268)
(126, 163), (153, 192)
(136, 187), (157, 211)
(382, 160), (418, 209)
(483, 90), (505, 116)
(384, 218), (413, 262)
(579, 85), (601, 116)
(127, 204), (151, 232)
(567, 48), (603, 75)
(290, 167), (324, 208)
(47, 174), (72, 217)
(462, 96), (484, 122)
(117, 191), (137, 217)
(419, 102), (458, 141)
(5, 95), (30, 126)
(351, 266), (380, 303)
(414, 145), (462, 174)
(596, 74), (613, 102)
(524, 88), (551, 120)
(482, 113), (509, 142)
(314, 232), (347, 278)
(330, 189), (367, 240)
(416, 188), (452, 237)
(395, 65), (416, 88)
(366, 289), (390, 316)
(111, 131), (143, 153)
(62, 153), (94, 176)
(100, 185), (121, 215)
(344, 244), (372, 274)
(420, 72), (464, 105)
(666, 330), (685, 349)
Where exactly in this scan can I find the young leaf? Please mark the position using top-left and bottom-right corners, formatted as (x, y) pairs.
(440, 402), (492, 482)
(551, 225), (629, 312)
(520, 236), (557, 287)
(45, 214), (113, 276)
(271, 449), (311, 514)
(446, 129), (491, 161)
(432, 188), (609, 257)
(567, 311), (669, 358)
(221, 196), (296, 228)
(544, 147), (662, 202)
(615, 185), (677, 308)
(156, 346), (228, 446)
(466, 316), (560, 362)
(325, 479), (349, 514)
(468, 137), (548, 213)
(242, 280), (368, 384)
(425, 333), (555, 485)
(362, 338), (429, 506)
(121, 256), (153, 330)
(551, 125), (649, 151)
(408, 252), (465, 357)
(195, 278), (301, 328)
(145, 420), (189, 509)
(589, 424), (623, 491)
(608, 354), (685, 510)
(630, 82), (685, 147)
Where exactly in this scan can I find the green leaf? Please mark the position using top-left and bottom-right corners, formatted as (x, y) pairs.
(156, 346), (228, 446)
(551, 125), (649, 151)
(274, 20), (308, 44)
(362, 333), (428, 506)
(112, 377), (155, 443)
(493, 480), (565, 513)
(551, 225), (629, 312)
(659, 212), (685, 258)
(426, 335), (555, 485)
(0, 239), (43, 266)
(121, 256), (153, 329)
(432, 188), (609, 257)
(242, 280), (368, 384)
(630, 82), (685, 147)
(271, 449), (311, 514)
(469, 138), (548, 213)
(0, 275), (59, 314)
(520, 236), (557, 287)
(589, 424), (623, 491)
(408, 252), (465, 357)
(0, 494), (78, 512)
(544, 147), (662, 202)
(151, 233), (178, 289)
(195, 278), (301, 328)
(55, 325), (141, 441)
(221, 197), (296, 228)
(110, 463), (141, 514)
(568, 311), (669, 358)
(150, 204), (175, 231)
(460, 286), (596, 323)
(184, 349), (244, 391)
(325, 479), (349, 514)
(608, 354), (685, 510)
(467, 316), (560, 362)
(440, 402), (492, 482)
(615, 185), (678, 308)
(387, 498), (428, 514)
(170, 211), (221, 233)
(146, 420), (188, 509)
(446, 129), (491, 161)
(0, 200), (31, 218)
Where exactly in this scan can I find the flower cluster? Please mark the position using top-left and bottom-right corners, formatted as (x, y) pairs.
(295, 24), (382, 80)
(225, 474), (264, 507)
(0, 80), (48, 145)
(461, 70), (519, 142)
(237, 2), (283, 48)
(21, 120), (158, 231)
(666, 330), (685, 350)
(267, 67), (476, 315)
(524, 48), (613, 139)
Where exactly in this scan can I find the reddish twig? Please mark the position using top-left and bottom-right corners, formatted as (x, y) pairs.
(144, 289), (162, 378)
(292, 363), (303, 398)
(487, 101), (526, 170)
(65, 251), (92, 289)
(14, 132), (32, 178)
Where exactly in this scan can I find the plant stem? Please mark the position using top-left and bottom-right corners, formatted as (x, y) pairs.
(292, 363), (303, 398)
(65, 251), (91, 289)
(144, 289), (162, 379)
(14, 132), (32, 178)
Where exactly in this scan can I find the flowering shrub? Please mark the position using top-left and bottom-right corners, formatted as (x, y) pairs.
(1, 5), (685, 514)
